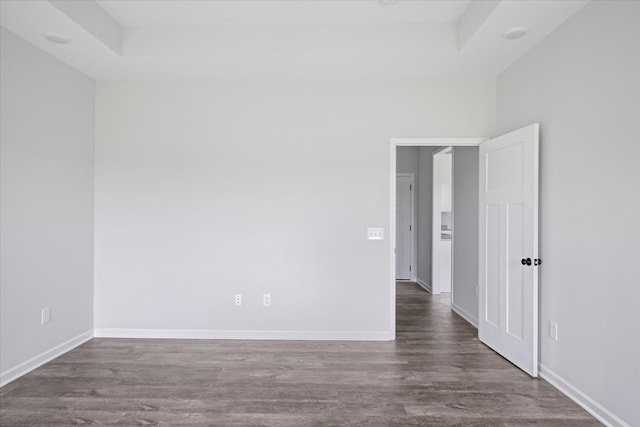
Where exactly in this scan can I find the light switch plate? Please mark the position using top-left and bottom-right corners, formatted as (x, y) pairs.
(41, 307), (50, 324)
(549, 321), (558, 341)
(367, 228), (384, 240)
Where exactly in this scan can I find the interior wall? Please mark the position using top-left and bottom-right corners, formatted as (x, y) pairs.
(94, 78), (495, 336)
(0, 29), (95, 380)
(396, 146), (418, 174)
(396, 146), (418, 281)
(497, 1), (640, 425)
(416, 146), (437, 287)
(451, 147), (479, 325)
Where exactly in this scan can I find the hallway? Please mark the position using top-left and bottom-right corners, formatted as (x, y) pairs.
(0, 283), (599, 425)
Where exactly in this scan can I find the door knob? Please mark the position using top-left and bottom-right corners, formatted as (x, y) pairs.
(534, 258), (542, 266)
(521, 258), (532, 266)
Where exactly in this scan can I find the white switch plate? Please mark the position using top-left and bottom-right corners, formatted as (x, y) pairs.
(41, 307), (50, 324)
(367, 228), (384, 240)
(263, 294), (271, 307)
(234, 294), (242, 306)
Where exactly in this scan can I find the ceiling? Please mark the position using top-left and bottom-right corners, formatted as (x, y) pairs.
(0, 0), (589, 80)
(96, 1), (473, 26)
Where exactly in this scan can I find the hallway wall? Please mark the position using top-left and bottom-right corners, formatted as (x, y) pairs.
(451, 146), (479, 326)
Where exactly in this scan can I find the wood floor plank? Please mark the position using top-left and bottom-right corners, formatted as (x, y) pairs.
(0, 283), (600, 426)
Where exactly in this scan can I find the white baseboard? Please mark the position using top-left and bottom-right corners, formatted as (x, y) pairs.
(416, 278), (432, 293)
(539, 364), (630, 427)
(0, 329), (93, 388)
(451, 302), (478, 329)
(94, 328), (393, 341)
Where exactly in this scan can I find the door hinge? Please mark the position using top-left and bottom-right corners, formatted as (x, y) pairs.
(409, 265), (412, 271)
(410, 184), (412, 191)
(409, 225), (412, 231)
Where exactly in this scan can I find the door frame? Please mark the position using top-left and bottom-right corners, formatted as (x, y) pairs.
(389, 138), (486, 339)
(396, 173), (416, 282)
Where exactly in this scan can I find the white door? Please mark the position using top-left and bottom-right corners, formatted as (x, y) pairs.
(396, 175), (412, 280)
(479, 124), (539, 377)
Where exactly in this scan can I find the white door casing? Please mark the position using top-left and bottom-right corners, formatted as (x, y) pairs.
(432, 148), (452, 294)
(396, 174), (413, 280)
(478, 124), (539, 377)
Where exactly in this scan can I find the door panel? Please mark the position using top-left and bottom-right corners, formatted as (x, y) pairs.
(479, 123), (539, 377)
(485, 203), (501, 327)
(486, 143), (524, 193)
(507, 203), (525, 340)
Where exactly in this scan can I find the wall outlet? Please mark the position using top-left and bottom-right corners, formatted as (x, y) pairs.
(263, 294), (271, 307)
(41, 307), (50, 324)
(234, 294), (242, 306)
(549, 321), (558, 341)
(367, 228), (384, 240)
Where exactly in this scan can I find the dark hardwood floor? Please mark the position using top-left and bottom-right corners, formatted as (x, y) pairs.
(0, 283), (599, 426)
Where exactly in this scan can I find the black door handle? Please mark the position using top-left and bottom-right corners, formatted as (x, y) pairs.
(534, 258), (542, 266)
(521, 258), (532, 266)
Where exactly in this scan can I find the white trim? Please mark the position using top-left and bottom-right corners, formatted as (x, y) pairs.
(389, 143), (397, 340)
(392, 138), (486, 147)
(0, 329), (93, 388)
(396, 173), (416, 281)
(432, 148), (453, 295)
(451, 302), (478, 329)
(539, 364), (630, 427)
(450, 148), (456, 309)
(390, 138), (486, 341)
(416, 278), (432, 294)
(94, 329), (393, 341)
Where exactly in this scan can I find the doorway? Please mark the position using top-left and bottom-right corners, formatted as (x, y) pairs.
(395, 173), (414, 281)
(389, 138), (485, 339)
(390, 126), (540, 378)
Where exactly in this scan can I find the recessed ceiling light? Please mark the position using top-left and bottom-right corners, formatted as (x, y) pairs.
(503, 26), (528, 40)
(43, 32), (71, 44)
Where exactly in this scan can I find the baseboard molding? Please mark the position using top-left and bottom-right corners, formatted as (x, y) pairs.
(416, 278), (432, 294)
(94, 328), (393, 341)
(451, 302), (478, 329)
(0, 329), (93, 388)
(539, 364), (630, 427)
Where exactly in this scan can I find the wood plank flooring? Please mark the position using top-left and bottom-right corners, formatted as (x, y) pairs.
(0, 283), (599, 426)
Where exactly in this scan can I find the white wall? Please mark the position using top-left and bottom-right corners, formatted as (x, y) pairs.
(451, 147), (479, 326)
(0, 28), (95, 383)
(95, 78), (495, 337)
(497, 2), (640, 425)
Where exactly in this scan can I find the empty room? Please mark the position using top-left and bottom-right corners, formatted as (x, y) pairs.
(1, 0), (638, 425)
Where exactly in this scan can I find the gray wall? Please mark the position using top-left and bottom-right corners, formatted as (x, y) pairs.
(396, 146), (418, 174)
(497, 1), (640, 425)
(397, 146), (418, 281)
(416, 146), (437, 286)
(452, 147), (479, 325)
(0, 29), (95, 378)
